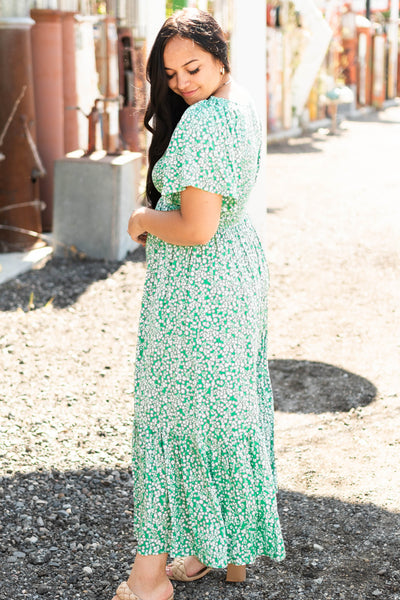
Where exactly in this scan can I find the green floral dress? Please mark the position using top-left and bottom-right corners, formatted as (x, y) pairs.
(132, 96), (285, 568)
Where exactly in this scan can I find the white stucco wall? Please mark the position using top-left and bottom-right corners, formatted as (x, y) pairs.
(230, 0), (268, 252)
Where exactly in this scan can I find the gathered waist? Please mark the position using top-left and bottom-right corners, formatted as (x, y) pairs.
(217, 210), (249, 232)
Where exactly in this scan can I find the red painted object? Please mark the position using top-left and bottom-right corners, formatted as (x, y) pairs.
(31, 8), (64, 232)
(341, 38), (358, 85)
(0, 18), (43, 251)
(357, 26), (373, 106)
(62, 11), (79, 154)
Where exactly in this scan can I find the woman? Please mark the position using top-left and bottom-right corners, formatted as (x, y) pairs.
(113, 9), (285, 600)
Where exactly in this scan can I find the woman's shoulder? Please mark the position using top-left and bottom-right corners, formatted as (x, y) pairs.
(180, 97), (224, 125)
(180, 94), (257, 133)
(173, 99), (226, 143)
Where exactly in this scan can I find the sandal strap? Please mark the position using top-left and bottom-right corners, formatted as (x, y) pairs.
(169, 556), (189, 581)
(116, 582), (142, 600)
(168, 556), (211, 582)
(116, 582), (173, 600)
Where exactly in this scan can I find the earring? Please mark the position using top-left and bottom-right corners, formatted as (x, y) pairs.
(220, 67), (225, 75)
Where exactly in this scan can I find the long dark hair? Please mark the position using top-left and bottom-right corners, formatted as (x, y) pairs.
(144, 9), (230, 209)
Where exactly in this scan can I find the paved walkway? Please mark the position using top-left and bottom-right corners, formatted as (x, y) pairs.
(266, 104), (400, 510)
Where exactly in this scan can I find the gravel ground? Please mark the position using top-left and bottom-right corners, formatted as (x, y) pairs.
(1, 107), (400, 600)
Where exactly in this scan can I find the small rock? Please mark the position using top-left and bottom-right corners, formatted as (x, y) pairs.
(13, 551), (26, 558)
(36, 568), (49, 578)
(29, 550), (51, 565)
(313, 543), (324, 552)
(37, 585), (49, 595)
(48, 560), (61, 567)
(83, 566), (93, 575)
(372, 591), (382, 597)
(37, 517), (44, 527)
(27, 536), (38, 544)
(7, 556), (18, 563)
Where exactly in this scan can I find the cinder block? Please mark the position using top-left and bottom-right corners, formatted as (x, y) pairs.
(53, 150), (142, 260)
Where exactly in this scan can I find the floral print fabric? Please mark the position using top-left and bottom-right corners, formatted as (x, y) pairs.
(132, 96), (285, 568)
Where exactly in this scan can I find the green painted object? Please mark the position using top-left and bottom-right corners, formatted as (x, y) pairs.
(166, 0), (187, 16)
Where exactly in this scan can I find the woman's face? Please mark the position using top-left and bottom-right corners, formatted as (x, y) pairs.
(163, 36), (223, 105)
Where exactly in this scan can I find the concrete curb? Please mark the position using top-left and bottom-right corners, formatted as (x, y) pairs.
(267, 98), (400, 144)
(0, 245), (53, 286)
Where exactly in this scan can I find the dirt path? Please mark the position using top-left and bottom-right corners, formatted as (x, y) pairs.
(0, 108), (399, 600)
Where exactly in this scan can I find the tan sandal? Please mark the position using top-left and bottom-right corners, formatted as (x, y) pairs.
(116, 581), (174, 600)
(166, 556), (212, 582)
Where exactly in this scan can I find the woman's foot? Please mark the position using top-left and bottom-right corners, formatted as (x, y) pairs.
(112, 552), (173, 600)
(166, 555), (206, 578)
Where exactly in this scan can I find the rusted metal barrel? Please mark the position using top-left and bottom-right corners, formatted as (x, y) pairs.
(31, 8), (64, 232)
(0, 16), (43, 252)
(62, 11), (79, 154)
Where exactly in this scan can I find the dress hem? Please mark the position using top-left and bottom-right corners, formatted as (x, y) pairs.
(134, 543), (286, 569)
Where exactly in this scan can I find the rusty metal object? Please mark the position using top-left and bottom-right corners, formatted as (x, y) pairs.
(62, 11), (79, 154)
(118, 27), (140, 152)
(0, 18), (43, 252)
(31, 8), (64, 232)
(87, 101), (101, 155)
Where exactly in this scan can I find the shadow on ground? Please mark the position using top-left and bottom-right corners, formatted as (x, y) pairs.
(0, 468), (398, 600)
(269, 360), (377, 414)
(346, 112), (400, 126)
(0, 246), (146, 312)
(267, 122), (356, 154)
(267, 136), (327, 155)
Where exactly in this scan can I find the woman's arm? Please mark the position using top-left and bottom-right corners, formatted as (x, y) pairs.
(128, 186), (222, 246)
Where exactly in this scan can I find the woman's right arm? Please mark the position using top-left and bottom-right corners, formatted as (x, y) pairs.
(128, 186), (222, 247)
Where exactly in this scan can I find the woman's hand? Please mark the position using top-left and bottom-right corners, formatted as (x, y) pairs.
(128, 207), (148, 247)
(126, 189), (221, 247)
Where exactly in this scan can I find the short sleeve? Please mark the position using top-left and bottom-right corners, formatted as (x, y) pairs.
(158, 100), (240, 199)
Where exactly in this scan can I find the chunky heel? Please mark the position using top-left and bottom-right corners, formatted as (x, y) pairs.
(226, 563), (246, 582)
